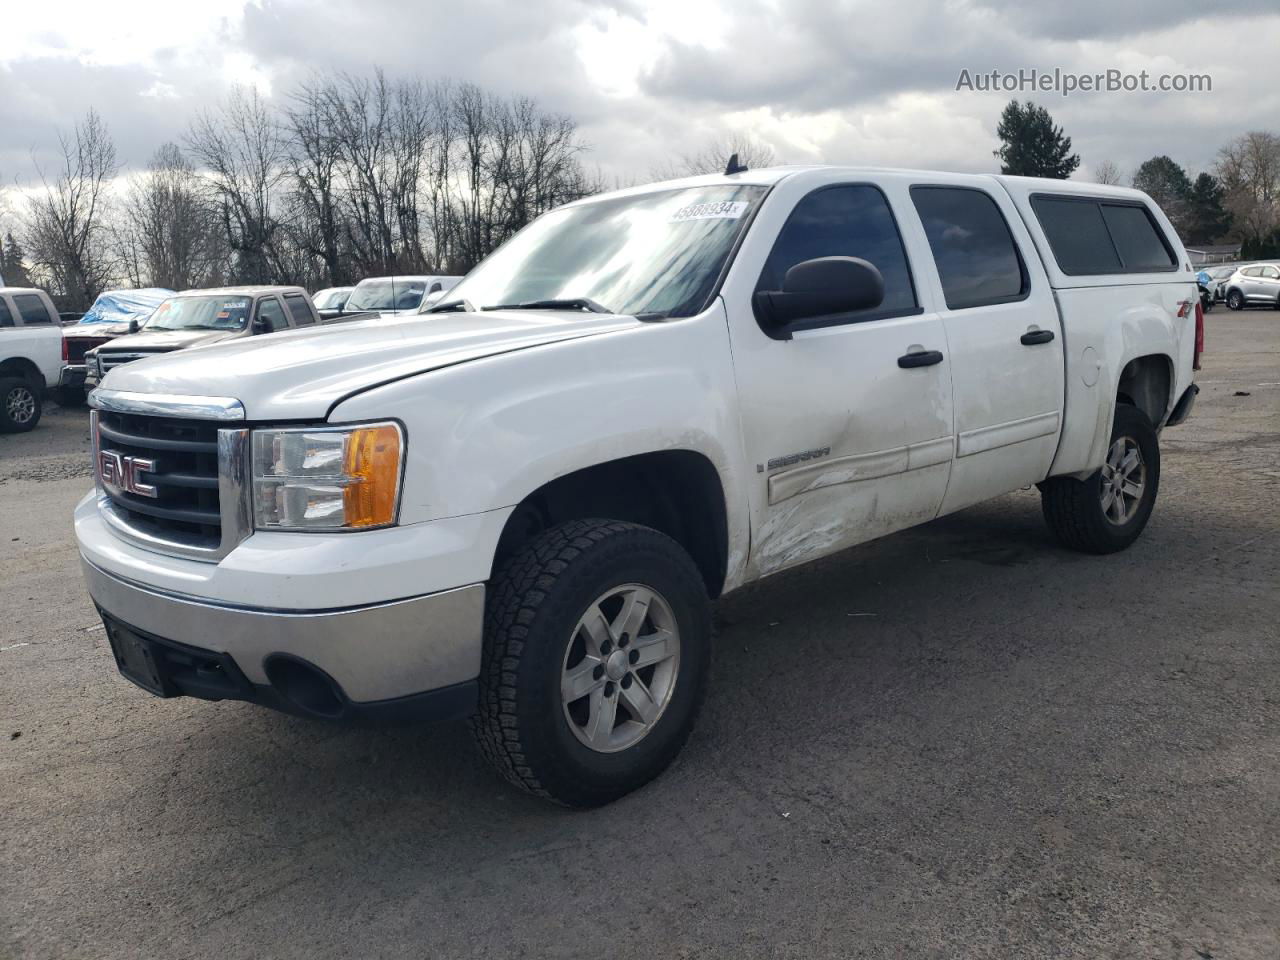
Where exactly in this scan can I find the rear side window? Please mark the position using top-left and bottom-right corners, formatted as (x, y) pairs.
(284, 294), (314, 326)
(1032, 195), (1176, 275)
(13, 294), (54, 325)
(0, 299), (13, 327)
(1032, 197), (1123, 274)
(756, 184), (919, 326)
(1101, 204), (1176, 271)
(910, 186), (1028, 310)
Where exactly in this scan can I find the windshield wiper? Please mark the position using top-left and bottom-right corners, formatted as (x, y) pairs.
(484, 298), (611, 314)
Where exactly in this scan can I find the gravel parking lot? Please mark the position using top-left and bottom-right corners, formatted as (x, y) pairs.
(2, 310), (1277, 959)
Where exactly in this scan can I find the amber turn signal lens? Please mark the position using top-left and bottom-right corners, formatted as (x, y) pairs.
(342, 424), (402, 528)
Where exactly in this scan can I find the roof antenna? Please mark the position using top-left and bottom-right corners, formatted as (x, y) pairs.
(724, 152), (747, 175)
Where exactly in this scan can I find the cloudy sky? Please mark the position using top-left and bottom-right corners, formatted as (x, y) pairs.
(1, 0), (1278, 191)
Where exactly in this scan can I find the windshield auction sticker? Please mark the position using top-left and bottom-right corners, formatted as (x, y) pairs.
(669, 200), (749, 222)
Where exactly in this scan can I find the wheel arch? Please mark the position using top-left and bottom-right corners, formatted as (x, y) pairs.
(0, 356), (46, 390)
(491, 449), (730, 598)
(1116, 353), (1173, 427)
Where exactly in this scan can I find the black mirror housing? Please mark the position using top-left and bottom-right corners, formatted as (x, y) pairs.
(251, 317), (270, 334)
(754, 256), (886, 330)
(128, 319), (140, 334)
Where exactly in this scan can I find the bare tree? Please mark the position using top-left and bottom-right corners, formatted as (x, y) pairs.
(284, 77), (347, 286)
(1216, 131), (1280, 245)
(23, 109), (118, 308)
(117, 144), (223, 290)
(187, 87), (289, 284)
(1093, 159), (1124, 185)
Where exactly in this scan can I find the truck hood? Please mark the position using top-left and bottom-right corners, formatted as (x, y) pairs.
(99, 311), (642, 420)
(96, 328), (240, 352)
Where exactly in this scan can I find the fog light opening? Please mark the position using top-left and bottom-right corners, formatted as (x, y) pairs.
(264, 656), (345, 719)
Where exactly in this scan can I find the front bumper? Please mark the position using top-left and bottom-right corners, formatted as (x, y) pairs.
(83, 557), (485, 719)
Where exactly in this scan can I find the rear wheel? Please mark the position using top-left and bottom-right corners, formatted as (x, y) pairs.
(0, 377), (41, 433)
(472, 519), (711, 807)
(1040, 403), (1159, 554)
(1227, 289), (1245, 311)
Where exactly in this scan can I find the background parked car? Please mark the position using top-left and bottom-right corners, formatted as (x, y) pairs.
(1224, 263), (1280, 310)
(85, 286), (320, 388)
(312, 286), (354, 320)
(0, 286), (64, 433)
(344, 275), (462, 316)
(59, 288), (174, 405)
(1199, 264), (1237, 304)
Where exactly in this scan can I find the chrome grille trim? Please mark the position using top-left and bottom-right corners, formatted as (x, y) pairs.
(89, 389), (246, 421)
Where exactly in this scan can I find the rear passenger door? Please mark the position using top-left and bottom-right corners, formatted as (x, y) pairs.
(283, 293), (316, 326)
(909, 181), (1065, 514)
(1251, 265), (1280, 304)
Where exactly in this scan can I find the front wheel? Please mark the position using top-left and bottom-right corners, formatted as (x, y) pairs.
(0, 377), (42, 433)
(1227, 289), (1245, 311)
(1040, 403), (1160, 554)
(473, 519), (712, 807)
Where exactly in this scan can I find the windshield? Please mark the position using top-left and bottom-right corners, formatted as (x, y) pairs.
(1210, 266), (1236, 278)
(348, 280), (427, 312)
(442, 184), (768, 318)
(146, 295), (251, 332)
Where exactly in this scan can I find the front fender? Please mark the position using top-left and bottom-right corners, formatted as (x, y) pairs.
(330, 302), (752, 590)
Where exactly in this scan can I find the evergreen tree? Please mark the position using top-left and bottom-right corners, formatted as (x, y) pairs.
(993, 101), (1080, 179)
(1184, 172), (1232, 245)
(1132, 156), (1193, 236)
(1, 233), (32, 287)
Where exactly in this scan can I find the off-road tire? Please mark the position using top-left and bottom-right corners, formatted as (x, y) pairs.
(472, 519), (712, 807)
(0, 377), (42, 433)
(1041, 403), (1160, 554)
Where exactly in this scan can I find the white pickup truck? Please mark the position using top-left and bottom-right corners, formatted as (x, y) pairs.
(1, 286), (65, 432)
(76, 167), (1200, 807)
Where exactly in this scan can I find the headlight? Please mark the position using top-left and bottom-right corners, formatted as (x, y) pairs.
(251, 422), (403, 531)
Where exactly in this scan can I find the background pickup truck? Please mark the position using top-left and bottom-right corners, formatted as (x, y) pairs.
(83, 285), (319, 388)
(76, 165), (1199, 808)
(0, 286), (65, 432)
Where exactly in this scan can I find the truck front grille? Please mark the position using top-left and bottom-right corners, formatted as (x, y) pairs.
(92, 410), (250, 561)
(98, 350), (164, 374)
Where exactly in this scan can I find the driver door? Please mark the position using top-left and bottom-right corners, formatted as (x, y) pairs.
(724, 180), (955, 579)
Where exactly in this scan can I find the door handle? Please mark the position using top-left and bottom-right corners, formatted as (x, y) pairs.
(897, 349), (944, 368)
(1020, 329), (1055, 345)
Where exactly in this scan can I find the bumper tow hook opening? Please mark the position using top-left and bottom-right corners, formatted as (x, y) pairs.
(264, 655), (346, 719)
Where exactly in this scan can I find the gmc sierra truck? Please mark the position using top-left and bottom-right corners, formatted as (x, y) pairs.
(76, 166), (1200, 807)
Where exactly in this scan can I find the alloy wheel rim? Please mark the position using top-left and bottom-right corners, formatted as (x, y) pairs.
(6, 386), (35, 424)
(1100, 435), (1145, 525)
(561, 583), (681, 754)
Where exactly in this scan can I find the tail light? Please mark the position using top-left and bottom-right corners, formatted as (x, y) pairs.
(1193, 300), (1204, 371)
(61, 334), (69, 364)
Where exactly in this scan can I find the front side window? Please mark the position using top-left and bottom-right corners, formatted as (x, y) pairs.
(1263, 266), (1280, 280)
(13, 294), (53, 325)
(911, 186), (1027, 310)
(754, 184), (918, 326)
(148, 295), (251, 332)
(442, 184), (768, 319)
(256, 298), (288, 332)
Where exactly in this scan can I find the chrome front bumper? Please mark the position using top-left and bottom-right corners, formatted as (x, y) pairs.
(82, 557), (484, 704)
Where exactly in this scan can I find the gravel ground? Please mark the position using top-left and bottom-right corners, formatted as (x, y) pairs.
(1, 310), (1277, 959)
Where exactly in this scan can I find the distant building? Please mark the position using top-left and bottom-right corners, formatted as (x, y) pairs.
(1185, 243), (1242, 264)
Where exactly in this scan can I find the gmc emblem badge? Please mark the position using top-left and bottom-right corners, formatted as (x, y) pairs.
(99, 451), (159, 498)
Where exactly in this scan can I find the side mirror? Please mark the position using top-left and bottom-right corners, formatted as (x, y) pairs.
(128, 319), (140, 334)
(754, 256), (885, 330)
(251, 317), (270, 335)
